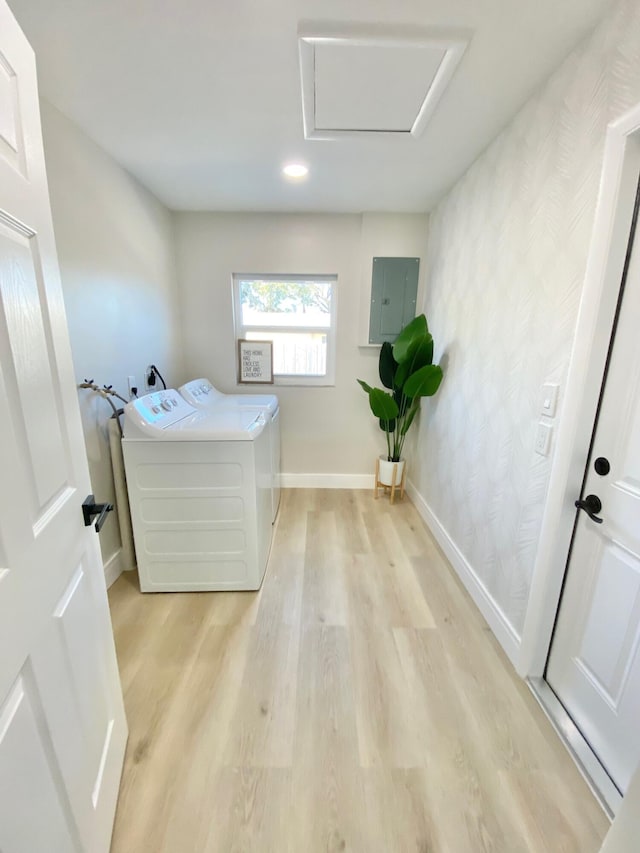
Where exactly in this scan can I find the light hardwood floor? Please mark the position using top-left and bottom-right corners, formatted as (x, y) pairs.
(108, 489), (610, 853)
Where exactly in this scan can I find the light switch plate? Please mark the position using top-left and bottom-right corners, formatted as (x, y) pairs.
(535, 422), (553, 456)
(540, 383), (559, 418)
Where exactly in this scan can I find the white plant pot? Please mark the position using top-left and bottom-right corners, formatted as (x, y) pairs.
(377, 457), (405, 487)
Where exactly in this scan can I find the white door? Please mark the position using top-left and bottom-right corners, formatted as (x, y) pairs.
(0, 4), (127, 852)
(546, 182), (640, 796)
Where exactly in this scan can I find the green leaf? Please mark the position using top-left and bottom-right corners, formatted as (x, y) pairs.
(395, 334), (433, 387)
(378, 342), (397, 389)
(393, 387), (409, 416)
(400, 400), (420, 435)
(392, 314), (429, 363)
(357, 378), (373, 394)
(403, 364), (443, 399)
(368, 387), (399, 420)
(379, 417), (396, 433)
(414, 335), (434, 368)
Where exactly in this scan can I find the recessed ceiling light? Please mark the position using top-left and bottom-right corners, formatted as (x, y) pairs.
(282, 163), (309, 179)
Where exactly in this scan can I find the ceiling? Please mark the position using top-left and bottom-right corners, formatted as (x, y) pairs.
(8, 0), (613, 213)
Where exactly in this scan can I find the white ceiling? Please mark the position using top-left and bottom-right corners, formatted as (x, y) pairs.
(8, 0), (613, 213)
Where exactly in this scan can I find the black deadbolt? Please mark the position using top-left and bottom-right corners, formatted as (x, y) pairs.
(594, 456), (610, 476)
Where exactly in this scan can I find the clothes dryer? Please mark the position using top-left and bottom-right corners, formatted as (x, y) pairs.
(179, 378), (280, 521)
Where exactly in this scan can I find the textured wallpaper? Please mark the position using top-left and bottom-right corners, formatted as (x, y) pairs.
(413, 0), (640, 637)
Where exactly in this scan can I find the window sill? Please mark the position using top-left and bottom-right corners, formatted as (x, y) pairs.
(237, 376), (335, 388)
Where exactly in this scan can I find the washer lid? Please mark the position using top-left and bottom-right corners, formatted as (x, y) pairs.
(169, 408), (267, 440)
(180, 378), (279, 415)
(123, 390), (266, 440)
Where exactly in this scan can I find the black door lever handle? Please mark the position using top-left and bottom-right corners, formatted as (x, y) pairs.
(575, 494), (603, 524)
(82, 494), (113, 533)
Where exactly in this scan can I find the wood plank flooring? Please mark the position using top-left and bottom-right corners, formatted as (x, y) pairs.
(108, 489), (609, 853)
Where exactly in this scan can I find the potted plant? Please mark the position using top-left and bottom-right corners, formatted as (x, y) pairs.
(358, 314), (443, 498)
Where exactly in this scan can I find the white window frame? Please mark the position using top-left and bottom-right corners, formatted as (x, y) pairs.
(232, 273), (337, 386)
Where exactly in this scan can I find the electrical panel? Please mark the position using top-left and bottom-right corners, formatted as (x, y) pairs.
(368, 257), (419, 344)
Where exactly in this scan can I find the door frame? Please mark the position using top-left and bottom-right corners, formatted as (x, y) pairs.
(519, 100), (640, 680)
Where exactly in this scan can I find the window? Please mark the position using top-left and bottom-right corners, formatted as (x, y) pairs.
(233, 274), (337, 385)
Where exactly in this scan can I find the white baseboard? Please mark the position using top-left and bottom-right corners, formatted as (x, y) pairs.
(280, 473), (374, 489)
(103, 548), (125, 589)
(406, 479), (521, 667)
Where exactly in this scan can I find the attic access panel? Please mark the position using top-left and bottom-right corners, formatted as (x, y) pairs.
(298, 24), (469, 140)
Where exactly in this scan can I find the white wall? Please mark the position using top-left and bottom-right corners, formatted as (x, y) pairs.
(41, 101), (185, 579)
(410, 0), (640, 641)
(174, 211), (428, 482)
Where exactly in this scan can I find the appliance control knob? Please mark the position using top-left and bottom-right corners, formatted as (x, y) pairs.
(161, 400), (172, 411)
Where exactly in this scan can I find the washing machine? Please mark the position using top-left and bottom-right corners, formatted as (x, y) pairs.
(122, 389), (272, 592)
(179, 378), (281, 521)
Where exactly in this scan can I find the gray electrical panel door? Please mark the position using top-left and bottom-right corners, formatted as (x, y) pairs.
(368, 257), (419, 344)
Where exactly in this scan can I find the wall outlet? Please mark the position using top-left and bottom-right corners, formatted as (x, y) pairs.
(535, 422), (553, 456)
(127, 375), (137, 398)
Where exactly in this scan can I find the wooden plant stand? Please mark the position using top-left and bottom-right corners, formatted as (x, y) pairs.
(374, 458), (406, 504)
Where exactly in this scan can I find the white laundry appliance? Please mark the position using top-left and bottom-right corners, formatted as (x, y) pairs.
(179, 378), (281, 521)
(122, 389), (272, 592)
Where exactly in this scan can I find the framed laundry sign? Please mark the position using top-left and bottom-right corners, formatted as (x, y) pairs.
(238, 339), (274, 384)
